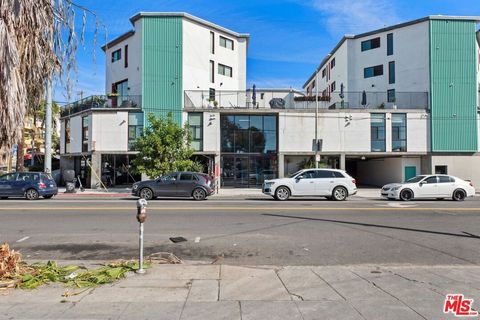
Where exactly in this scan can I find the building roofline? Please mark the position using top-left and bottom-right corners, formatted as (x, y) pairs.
(302, 15), (480, 88)
(101, 30), (135, 51)
(130, 12), (250, 39)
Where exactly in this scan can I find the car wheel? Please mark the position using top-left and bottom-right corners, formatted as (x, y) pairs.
(452, 189), (466, 201)
(332, 186), (348, 201)
(192, 188), (206, 201)
(275, 186), (290, 201)
(43, 195), (54, 199)
(25, 189), (39, 200)
(139, 188), (154, 200)
(400, 189), (413, 201)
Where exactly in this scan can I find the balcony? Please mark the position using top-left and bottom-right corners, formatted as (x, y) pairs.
(184, 90), (428, 111)
(60, 95), (141, 117)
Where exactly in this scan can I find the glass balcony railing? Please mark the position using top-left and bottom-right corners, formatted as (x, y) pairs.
(60, 95), (141, 117)
(184, 90), (428, 111)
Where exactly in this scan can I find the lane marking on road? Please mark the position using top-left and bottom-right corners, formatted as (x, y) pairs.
(0, 207), (479, 211)
(194, 237), (201, 243)
(378, 202), (418, 208)
(16, 236), (30, 243)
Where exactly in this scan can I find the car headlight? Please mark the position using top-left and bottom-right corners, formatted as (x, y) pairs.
(392, 186), (401, 191)
(264, 182), (275, 187)
(132, 184), (139, 190)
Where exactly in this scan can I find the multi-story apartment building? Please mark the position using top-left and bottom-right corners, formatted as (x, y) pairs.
(59, 12), (248, 187)
(60, 14), (480, 188)
(303, 15), (480, 186)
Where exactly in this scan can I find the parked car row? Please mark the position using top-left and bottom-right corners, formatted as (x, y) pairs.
(0, 169), (475, 201)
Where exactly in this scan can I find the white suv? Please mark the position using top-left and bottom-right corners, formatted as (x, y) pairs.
(263, 169), (357, 201)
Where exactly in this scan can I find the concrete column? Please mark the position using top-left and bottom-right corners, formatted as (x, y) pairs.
(90, 152), (102, 189)
(340, 153), (346, 170)
(278, 153), (285, 178)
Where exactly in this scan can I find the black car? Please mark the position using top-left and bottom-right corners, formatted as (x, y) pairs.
(0, 172), (58, 200)
(132, 172), (215, 200)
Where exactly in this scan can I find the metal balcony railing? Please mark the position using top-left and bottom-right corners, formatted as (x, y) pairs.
(60, 95), (142, 117)
(184, 90), (428, 111)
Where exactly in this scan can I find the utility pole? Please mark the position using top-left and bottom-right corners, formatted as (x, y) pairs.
(44, 0), (54, 174)
(44, 78), (52, 173)
(315, 69), (319, 169)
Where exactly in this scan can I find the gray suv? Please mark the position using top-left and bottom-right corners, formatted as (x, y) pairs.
(132, 172), (215, 200)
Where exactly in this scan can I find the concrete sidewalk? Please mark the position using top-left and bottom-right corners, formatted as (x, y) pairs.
(1, 262), (477, 319)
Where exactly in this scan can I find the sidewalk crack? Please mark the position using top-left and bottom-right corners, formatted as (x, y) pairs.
(178, 280), (193, 320)
(351, 271), (428, 320)
(275, 268), (303, 301)
(388, 270), (444, 296)
(310, 269), (346, 301)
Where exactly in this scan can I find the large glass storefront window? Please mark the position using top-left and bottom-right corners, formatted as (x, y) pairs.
(221, 115), (277, 154)
(220, 115), (278, 187)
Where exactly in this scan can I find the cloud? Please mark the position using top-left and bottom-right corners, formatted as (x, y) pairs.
(311, 0), (401, 36)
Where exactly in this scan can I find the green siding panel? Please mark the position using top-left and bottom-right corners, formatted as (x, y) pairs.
(429, 20), (478, 152)
(142, 17), (183, 125)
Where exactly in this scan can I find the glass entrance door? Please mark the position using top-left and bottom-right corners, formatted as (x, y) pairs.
(221, 154), (278, 188)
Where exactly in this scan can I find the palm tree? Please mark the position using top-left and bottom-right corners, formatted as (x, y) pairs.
(0, 0), (102, 157)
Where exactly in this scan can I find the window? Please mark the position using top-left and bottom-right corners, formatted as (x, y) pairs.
(218, 64), (232, 77)
(302, 171), (317, 179)
(0, 173), (17, 181)
(392, 113), (406, 152)
(316, 170), (335, 178)
(209, 88), (216, 101)
(364, 65), (383, 78)
(330, 58), (335, 69)
(111, 49), (121, 62)
(210, 60), (215, 83)
(387, 33), (393, 56)
(65, 118), (71, 153)
(435, 165), (448, 174)
(188, 113), (203, 151)
(219, 36), (234, 50)
(333, 171), (345, 178)
(371, 113), (386, 152)
(330, 81), (336, 92)
(438, 175), (454, 183)
(388, 61), (395, 84)
(210, 31), (215, 54)
(128, 112), (144, 150)
(424, 176), (438, 184)
(124, 45), (128, 68)
(322, 68), (326, 78)
(361, 37), (381, 51)
(180, 173), (194, 181)
(82, 116), (89, 152)
(161, 173), (177, 181)
(221, 115), (277, 153)
(387, 89), (396, 103)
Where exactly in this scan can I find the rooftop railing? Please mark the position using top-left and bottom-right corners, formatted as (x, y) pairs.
(184, 90), (428, 111)
(60, 95), (141, 117)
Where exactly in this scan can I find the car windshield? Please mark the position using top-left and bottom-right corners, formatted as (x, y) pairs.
(405, 176), (426, 183)
(288, 170), (303, 178)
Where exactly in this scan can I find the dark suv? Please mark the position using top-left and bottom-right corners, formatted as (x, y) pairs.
(132, 172), (215, 200)
(0, 172), (58, 200)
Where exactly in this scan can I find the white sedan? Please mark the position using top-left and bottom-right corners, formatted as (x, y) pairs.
(263, 169), (357, 201)
(381, 175), (475, 201)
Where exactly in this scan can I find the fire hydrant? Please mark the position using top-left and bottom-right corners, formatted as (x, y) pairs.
(136, 199), (148, 274)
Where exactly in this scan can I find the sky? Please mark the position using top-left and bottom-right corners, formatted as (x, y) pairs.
(55, 0), (480, 104)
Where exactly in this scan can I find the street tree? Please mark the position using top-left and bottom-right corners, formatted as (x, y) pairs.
(0, 0), (103, 154)
(132, 113), (203, 178)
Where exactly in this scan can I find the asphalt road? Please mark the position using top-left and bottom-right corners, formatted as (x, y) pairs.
(1, 195), (480, 266)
